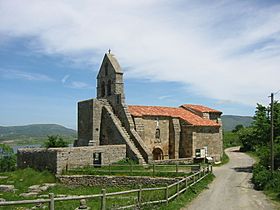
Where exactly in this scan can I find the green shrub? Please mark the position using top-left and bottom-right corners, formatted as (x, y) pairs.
(265, 171), (280, 193)
(252, 164), (271, 190)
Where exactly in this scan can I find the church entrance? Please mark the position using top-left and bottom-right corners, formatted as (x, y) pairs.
(152, 148), (163, 160)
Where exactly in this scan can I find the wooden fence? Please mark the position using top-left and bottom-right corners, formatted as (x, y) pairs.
(0, 165), (212, 210)
(68, 163), (201, 177)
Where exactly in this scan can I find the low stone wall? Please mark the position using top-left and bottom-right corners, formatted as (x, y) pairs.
(153, 158), (193, 165)
(57, 175), (179, 187)
(17, 145), (126, 174)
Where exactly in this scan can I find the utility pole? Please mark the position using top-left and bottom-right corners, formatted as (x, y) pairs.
(270, 92), (274, 174)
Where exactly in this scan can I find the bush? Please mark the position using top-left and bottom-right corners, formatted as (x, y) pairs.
(252, 164), (271, 190)
(44, 135), (68, 148)
(265, 171), (280, 193)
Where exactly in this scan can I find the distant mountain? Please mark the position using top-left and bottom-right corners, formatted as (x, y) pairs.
(0, 124), (76, 140)
(221, 115), (253, 131)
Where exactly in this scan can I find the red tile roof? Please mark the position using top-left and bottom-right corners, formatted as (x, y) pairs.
(181, 104), (222, 113)
(128, 105), (220, 127)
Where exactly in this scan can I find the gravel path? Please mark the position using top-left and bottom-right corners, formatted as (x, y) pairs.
(182, 147), (276, 210)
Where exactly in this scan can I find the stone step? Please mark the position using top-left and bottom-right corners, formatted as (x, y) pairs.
(103, 104), (147, 165)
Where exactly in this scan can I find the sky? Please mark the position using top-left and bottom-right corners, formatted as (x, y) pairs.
(0, 0), (280, 129)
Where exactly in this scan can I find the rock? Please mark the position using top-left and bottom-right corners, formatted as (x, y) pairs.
(28, 185), (41, 193)
(43, 183), (56, 188)
(6, 181), (14, 184)
(0, 185), (15, 192)
(56, 194), (67, 198)
(38, 194), (49, 198)
(0, 176), (8, 179)
(20, 192), (38, 197)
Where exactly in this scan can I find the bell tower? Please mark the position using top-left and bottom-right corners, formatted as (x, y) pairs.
(97, 52), (125, 108)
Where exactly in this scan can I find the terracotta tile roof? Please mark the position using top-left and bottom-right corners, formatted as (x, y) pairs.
(181, 104), (222, 113)
(128, 105), (220, 127)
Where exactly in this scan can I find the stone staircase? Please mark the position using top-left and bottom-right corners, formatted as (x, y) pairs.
(100, 100), (147, 165)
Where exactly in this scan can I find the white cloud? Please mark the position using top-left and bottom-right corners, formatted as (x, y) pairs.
(61, 74), (70, 84)
(0, 68), (54, 82)
(67, 81), (93, 89)
(0, 0), (279, 105)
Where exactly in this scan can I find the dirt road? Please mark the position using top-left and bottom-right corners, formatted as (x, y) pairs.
(182, 147), (276, 210)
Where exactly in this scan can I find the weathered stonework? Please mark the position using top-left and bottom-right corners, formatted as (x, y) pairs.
(76, 52), (223, 164)
(57, 175), (179, 187)
(17, 145), (126, 174)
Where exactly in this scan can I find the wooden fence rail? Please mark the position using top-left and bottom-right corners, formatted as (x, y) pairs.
(0, 165), (212, 210)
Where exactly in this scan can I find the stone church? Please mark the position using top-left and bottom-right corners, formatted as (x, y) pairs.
(76, 53), (223, 164)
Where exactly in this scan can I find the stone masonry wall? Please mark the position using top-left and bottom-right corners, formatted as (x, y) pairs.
(192, 126), (222, 161)
(17, 145), (126, 174)
(77, 99), (93, 146)
(57, 175), (179, 187)
(17, 148), (57, 173)
(138, 116), (170, 159)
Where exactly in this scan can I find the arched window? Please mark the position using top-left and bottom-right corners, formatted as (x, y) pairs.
(105, 63), (108, 76)
(101, 81), (105, 97)
(107, 80), (112, 96)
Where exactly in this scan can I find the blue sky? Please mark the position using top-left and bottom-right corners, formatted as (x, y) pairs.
(0, 0), (280, 129)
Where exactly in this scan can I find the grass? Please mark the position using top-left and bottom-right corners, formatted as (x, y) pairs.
(63, 161), (198, 177)
(149, 173), (215, 210)
(214, 151), (229, 167)
(0, 167), (213, 210)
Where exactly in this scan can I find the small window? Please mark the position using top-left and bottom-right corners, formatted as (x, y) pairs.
(105, 63), (108, 76)
(155, 128), (160, 139)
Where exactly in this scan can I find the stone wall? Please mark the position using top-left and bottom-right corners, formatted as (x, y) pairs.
(134, 116), (171, 160)
(77, 99), (93, 146)
(57, 175), (179, 187)
(17, 148), (57, 172)
(192, 126), (222, 161)
(17, 145), (126, 174)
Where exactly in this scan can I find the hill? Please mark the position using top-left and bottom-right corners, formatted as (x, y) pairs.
(0, 124), (76, 146)
(221, 115), (253, 131)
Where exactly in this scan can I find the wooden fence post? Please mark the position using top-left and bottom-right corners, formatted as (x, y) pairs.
(165, 184), (169, 205)
(101, 189), (106, 210)
(176, 182), (180, 197)
(49, 193), (54, 210)
(138, 185), (142, 208)
(185, 177), (188, 189)
(210, 165), (213, 173)
(193, 174), (196, 183)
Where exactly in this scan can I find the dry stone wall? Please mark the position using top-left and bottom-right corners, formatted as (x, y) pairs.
(17, 145), (126, 174)
(57, 175), (179, 187)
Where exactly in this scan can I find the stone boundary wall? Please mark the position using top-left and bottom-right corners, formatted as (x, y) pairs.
(152, 158), (193, 165)
(57, 175), (179, 187)
(17, 145), (126, 174)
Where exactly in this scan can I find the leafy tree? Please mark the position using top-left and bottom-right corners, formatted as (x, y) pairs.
(44, 135), (68, 148)
(0, 144), (16, 172)
(232, 124), (244, 133)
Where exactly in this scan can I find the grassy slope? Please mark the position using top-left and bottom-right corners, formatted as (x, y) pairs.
(0, 124), (76, 146)
(0, 168), (214, 210)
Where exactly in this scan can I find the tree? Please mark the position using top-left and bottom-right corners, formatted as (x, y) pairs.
(44, 135), (68, 148)
(232, 124), (244, 133)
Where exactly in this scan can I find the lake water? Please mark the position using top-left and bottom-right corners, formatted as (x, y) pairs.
(12, 144), (73, 153)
